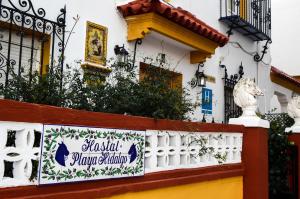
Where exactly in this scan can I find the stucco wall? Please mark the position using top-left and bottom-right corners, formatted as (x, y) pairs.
(103, 176), (243, 199)
(27, 0), (294, 121)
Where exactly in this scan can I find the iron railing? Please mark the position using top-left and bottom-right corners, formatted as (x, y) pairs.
(222, 65), (244, 123)
(0, 0), (66, 91)
(220, 0), (271, 41)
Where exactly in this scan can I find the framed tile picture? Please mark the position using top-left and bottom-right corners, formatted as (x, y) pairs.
(85, 21), (108, 66)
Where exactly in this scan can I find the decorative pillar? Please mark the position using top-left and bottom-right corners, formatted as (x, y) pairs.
(286, 96), (300, 198)
(229, 78), (270, 199)
(238, 125), (269, 199)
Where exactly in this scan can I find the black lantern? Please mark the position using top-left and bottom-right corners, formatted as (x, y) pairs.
(114, 44), (133, 70)
(191, 63), (207, 88)
(114, 44), (129, 63)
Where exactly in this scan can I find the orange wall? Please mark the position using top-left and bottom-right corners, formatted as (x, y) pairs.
(103, 176), (243, 199)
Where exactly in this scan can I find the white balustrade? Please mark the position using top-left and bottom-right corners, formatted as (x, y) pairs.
(145, 130), (243, 173)
(0, 121), (243, 187)
(0, 121), (43, 188)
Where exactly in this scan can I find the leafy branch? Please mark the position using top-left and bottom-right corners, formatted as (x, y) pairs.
(188, 134), (228, 164)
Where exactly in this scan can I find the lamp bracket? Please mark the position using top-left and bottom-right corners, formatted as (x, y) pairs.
(132, 38), (143, 67)
(254, 39), (272, 62)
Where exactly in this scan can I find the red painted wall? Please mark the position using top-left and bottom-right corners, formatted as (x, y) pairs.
(0, 99), (269, 199)
(289, 134), (300, 199)
(243, 127), (269, 199)
(0, 99), (244, 133)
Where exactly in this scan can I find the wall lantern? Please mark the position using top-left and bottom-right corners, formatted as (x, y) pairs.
(114, 44), (129, 63)
(191, 63), (207, 88)
(114, 44), (134, 70)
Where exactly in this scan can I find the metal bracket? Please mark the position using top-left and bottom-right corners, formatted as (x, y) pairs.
(226, 25), (234, 38)
(132, 38), (143, 67)
(254, 39), (272, 62)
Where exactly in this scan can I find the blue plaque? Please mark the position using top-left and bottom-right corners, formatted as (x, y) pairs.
(202, 88), (213, 115)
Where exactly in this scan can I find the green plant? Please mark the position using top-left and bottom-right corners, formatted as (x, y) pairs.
(1, 55), (195, 121)
(1, 66), (69, 107)
(188, 134), (228, 164)
(263, 113), (295, 198)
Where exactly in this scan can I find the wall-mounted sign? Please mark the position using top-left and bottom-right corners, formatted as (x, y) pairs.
(202, 88), (213, 114)
(38, 125), (145, 185)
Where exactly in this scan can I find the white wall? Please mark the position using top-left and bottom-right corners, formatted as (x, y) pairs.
(24, 0), (294, 122)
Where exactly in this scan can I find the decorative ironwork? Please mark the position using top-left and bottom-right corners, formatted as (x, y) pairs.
(0, 0), (66, 92)
(253, 39), (272, 62)
(0, 43), (15, 82)
(202, 114), (206, 123)
(220, 62), (244, 123)
(219, 0), (271, 41)
(265, 8), (271, 29)
(132, 38), (142, 68)
(226, 25), (234, 38)
(251, 0), (261, 20)
(190, 63), (207, 88)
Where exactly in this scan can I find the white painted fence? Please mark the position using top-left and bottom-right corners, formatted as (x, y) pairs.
(0, 122), (43, 188)
(145, 130), (243, 173)
(0, 121), (243, 188)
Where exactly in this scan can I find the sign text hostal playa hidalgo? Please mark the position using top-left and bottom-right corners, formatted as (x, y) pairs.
(38, 125), (145, 185)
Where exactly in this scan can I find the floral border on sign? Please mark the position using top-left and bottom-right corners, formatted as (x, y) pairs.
(40, 127), (145, 182)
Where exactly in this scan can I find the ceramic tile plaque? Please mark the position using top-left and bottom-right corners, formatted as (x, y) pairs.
(38, 125), (145, 185)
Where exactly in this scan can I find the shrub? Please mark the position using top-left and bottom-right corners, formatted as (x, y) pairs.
(0, 58), (194, 120)
(263, 113), (295, 199)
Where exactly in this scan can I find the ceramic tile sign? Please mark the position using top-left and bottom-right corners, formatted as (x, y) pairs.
(202, 88), (213, 115)
(38, 125), (145, 185)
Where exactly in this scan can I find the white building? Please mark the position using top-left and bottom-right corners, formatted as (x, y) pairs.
(0, 0), (298, 122)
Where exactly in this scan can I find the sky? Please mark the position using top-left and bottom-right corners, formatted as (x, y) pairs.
(272, 0), (300, 76)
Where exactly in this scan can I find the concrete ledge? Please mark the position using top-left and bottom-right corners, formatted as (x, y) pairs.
(229, 117), (270, 129)
(286, 126), (300, 133)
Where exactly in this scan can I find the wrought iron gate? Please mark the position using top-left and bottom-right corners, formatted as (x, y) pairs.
(222, 64), (244, 123)
(0, 0), (66, 91)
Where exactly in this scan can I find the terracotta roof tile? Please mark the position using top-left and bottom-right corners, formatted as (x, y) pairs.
(117, 0), (229, 46)
(271, 66), (300, 87)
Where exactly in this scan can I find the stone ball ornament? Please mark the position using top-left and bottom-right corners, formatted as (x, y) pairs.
(229, 78), (269, 128)
(286, 96), (300, 132)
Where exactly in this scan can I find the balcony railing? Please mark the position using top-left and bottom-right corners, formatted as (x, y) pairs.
(219, 0), (271, 41)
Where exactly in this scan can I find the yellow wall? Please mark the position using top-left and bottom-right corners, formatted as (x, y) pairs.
(103, 176), (243, 199)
